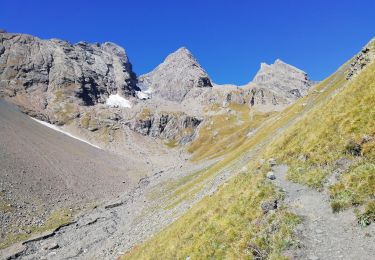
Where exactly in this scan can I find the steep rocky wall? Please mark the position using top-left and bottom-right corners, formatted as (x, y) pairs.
(125, 110), (202, 144)
(0, 32), (139, 124)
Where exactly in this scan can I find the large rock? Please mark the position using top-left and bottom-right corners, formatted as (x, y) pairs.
(138, 47), (213, 102)
(0, 32), (138, 124)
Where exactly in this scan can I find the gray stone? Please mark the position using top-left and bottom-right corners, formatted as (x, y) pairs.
(125, 112), (202, 143)
(138, 47), (212, 102)
(345, 140), (362, 156)
(266, 171), (276, 180)
(0, 32), (139, 124)
(346, 40), (375, 80)
(252, 59), (312, 100)
(335, 158), (352, 172)
(261, 199), (278, 214)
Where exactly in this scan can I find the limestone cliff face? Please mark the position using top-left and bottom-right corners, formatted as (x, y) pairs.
(138, 47), (213, 102)
(0, 32), (138, 123)
(202, 59), (313, 111)
(125, 111), (202, 144)
(251, 59), (312, 101)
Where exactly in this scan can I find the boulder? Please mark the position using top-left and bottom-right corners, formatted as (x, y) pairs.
(261, 199), (278, 214)
(345, 140), (362, 156)
(266, 171), (276, 180)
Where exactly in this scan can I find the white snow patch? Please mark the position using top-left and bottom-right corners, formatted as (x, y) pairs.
(106, 94), (132, 108)
(30, 117), (102, 149)
(136, 82), (153, 96)
(136, 91), (150, 100)
(143, 87), (153, 94)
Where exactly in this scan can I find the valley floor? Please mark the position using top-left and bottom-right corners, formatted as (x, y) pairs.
(0, 145), (229, 260)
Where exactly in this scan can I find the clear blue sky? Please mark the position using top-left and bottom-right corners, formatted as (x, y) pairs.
(1, 0), (375, 85)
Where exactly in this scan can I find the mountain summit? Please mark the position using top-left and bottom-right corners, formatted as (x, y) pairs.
(252, 59), (312, 99)
(139, 47), (213, 102)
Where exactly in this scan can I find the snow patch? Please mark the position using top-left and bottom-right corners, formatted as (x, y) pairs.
(30, 118), (101, 149)
(106, 94), (132, 108)
(136, 91), (150, 100)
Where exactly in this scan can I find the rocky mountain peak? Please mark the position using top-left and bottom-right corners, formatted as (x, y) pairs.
(0, 32), (139, 123)
(252, 59), (312, 99)
(139, 47), (213, 102)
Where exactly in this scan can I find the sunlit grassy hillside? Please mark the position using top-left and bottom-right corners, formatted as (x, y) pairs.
(188, 103), (275, 161)
(122, 39), (375, 259)
(264, 40), (375, 216)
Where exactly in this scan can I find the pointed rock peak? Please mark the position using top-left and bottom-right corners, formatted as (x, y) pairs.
(274, 58), (286, 64)
(174, 46), (191, 55)
(252, 59), (312, 98)
(255, 59), (307, 78)
(260, 62), (271, 69)
(272, 59), (304, 73)
(138, 47), (212, 102)
(163, 46), (198, 65)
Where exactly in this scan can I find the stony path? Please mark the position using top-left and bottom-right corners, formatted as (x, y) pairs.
(273, 165), (375, 260)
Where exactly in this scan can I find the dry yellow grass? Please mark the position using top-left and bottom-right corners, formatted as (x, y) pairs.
(122, 40), (375, 258)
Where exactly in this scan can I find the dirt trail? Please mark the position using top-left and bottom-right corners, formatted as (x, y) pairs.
(273, 165), (375, 260)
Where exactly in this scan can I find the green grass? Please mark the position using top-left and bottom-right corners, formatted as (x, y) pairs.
(0, 208), (73, 249)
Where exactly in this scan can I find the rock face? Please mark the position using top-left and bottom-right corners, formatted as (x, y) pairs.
(0, 32), (138, 123)
(346, 39), (375, 80)
(252, 59), (312, 100)
(0, 31), (314, 145)
(126, 111), (202, 144)
(138, 47), (213, 102)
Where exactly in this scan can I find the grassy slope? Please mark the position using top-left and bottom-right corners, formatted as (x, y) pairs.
(188, 103), (275, 161)
(123, 40), (375, 258)
(264, 41), (375, 215)
(125, 170), (300, 259)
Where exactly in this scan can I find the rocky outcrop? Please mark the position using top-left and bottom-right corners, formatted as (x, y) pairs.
(126, 110), (202, 143)
(346, 40), (374, 80)
(0, 32), (139, 124)
(185, 59), (313, 111)
(138, 47), (212, 102)
(251, 59), (312, 100)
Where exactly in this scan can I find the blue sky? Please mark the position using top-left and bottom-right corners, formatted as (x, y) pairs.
(1, 0), (375, 85)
